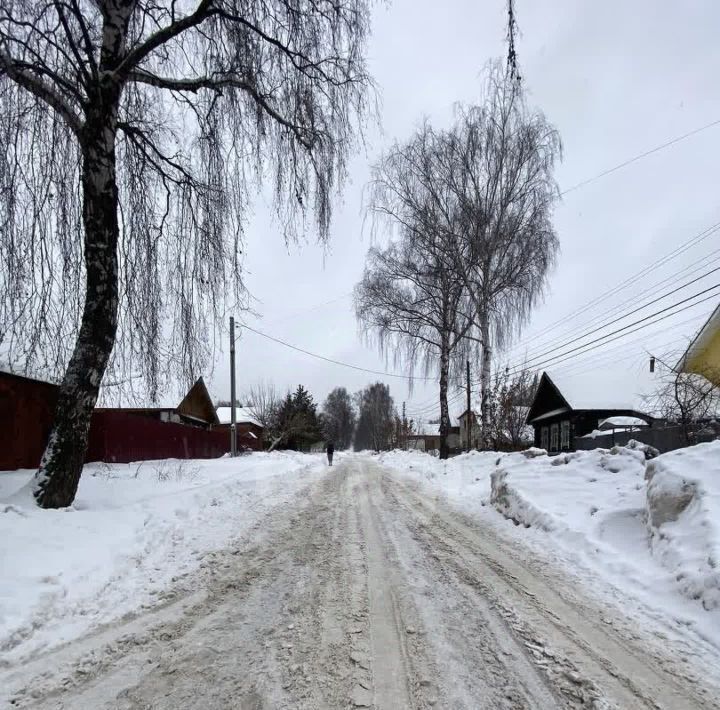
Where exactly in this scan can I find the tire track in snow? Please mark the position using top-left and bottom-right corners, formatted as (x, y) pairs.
(382, 466), (718, 710)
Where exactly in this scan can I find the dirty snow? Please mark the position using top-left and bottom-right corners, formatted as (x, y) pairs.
(645, 440), (720, 611)
(378, 442), (720, 653)
(0, 452), (328, 663)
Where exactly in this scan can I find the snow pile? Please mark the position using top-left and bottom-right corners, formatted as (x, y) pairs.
(377, 448), (501, 499)
(645, 441), (720, 610)
(0, 452), (326, 663)
(490, 446), (647, 535)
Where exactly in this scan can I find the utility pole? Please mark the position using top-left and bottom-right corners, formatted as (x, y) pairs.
(230, 316), (237, 458)
(466, 359), (471, 452)
(402, 401), (406, 450)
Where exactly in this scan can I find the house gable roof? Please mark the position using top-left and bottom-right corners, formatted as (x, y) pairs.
(177, 377), (220, 425)
(526, 371), (650, 425)
(526, 373), (572, 424)
(216, 406), (262, 428)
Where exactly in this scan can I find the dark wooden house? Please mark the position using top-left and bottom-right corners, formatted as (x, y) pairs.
(526, 372), (653, 454)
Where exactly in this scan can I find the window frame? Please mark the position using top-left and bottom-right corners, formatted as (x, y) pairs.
(540, 426), (549, 450)
(550, 423), (559, 452)
(560, 420), (570, 449)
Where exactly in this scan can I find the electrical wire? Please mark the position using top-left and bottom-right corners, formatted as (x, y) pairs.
(506, 245), (720, 362)
(505, 290), (719, 376)
(241, 324), (436, 382)
(508, 219), (720, 353)
(560, 117), (720, 196)
(516, 275), (720, 369)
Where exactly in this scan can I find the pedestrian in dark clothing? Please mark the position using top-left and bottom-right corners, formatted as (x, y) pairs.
(326, 441), (335, 466)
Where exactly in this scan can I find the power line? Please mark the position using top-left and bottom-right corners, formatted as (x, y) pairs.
(241, 324), (435, 382)
(506, 219), (720, 355)
(465, 298), (714, 391)
(560, 117), (720, 196)
(517, 269), (720, 369)
(407, 387), (466, 418)
(506, 289), (719, 376)
(508, 245), (720, 363)
(262, 292), (353, 326)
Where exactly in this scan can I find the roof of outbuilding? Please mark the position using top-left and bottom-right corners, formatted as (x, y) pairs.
(216, 406), (262, 427)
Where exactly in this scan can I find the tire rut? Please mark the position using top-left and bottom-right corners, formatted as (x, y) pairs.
(381, 466), (718, 710)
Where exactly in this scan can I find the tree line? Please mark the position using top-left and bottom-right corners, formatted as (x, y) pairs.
(231, 381), (411, 453)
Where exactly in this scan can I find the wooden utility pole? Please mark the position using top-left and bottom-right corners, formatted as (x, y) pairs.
(230, 316), (237, 458)
(466, 359), (472, 452)
(402, 401), (407, 450)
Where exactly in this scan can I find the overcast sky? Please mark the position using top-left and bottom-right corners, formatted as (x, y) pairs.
(207, 0), (720, 425)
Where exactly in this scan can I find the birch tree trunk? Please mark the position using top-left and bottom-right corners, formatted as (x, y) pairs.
(33, 79), (122, 507)
(34, 114), (120, 507)
(438, 335), (451, 460)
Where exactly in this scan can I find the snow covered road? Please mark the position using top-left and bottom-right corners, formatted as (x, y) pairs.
(4, 455), (719, 709)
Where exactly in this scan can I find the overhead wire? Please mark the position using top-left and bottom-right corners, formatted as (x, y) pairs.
(241, 324), (436, 382)
(506, 244), (720, 362)
(513, 272), (720, 370)
(505, 289), (719, 376)
(559, 117), (720, 196)
(506, 219), (720, 354)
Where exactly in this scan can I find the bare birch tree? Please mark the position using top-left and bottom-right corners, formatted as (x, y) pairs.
(0, 1), (373, 507)
(241, 380), (280, 445)
(438, 65), (561, 446)
(355, 180), (478, 458)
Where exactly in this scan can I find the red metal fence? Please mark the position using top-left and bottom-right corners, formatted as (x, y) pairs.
(86, 411), (231, 463)
(0, 371), (265, 470)
(0, 372), (59, 470)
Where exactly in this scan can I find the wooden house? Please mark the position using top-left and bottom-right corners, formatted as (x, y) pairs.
(526, 372), (653, 454)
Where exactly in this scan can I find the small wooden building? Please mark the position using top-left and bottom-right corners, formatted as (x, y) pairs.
(215, 406), (264, 451)
(526, 372), (653, 454)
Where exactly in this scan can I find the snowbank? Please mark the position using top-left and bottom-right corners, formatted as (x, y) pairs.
(375, 445), (720, 655)
(645, 441), (720, 610)
(490, 446), (648, 535)
(0, 452), (326, 663)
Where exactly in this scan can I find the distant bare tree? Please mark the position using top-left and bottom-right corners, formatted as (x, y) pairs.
(487, 366), (536, 450)
(321, 387), (356, 449)
(645, 354), (720, 445)
(354, 382), (395, 452)
(241, 381), (280, 437)
(356, 173), (479, 457)
(0, 1), (373, 507)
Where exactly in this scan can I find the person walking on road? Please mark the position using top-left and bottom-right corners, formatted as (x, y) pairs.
(326, 440), (335, 466)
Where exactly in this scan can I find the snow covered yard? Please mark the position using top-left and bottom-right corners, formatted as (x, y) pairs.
(0, 452), (328, 664)
(378, 441), (720, 652)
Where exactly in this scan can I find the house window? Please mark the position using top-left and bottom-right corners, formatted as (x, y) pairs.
(550, 423), (559, 452)
(561, 420), (570, 449)
(540, 426), (549, 450)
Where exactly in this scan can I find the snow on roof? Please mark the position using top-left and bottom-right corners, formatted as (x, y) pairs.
(532, 406), (571, 422)
(545, 370), (639, 411)
(598, 416), (649, 429)
(216, 406), (262, 427)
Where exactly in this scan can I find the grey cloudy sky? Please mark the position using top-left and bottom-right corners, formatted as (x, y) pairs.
(208, 0), (720, 424)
